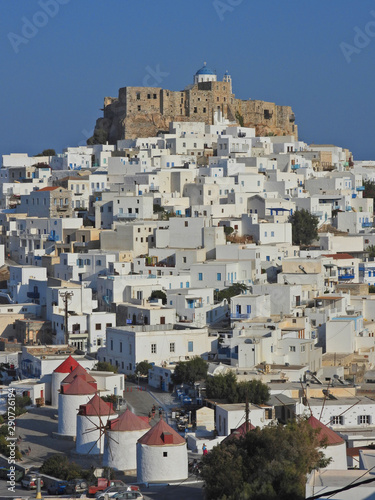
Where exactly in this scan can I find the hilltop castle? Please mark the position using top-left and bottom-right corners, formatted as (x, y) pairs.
(92, 64), (298, 143)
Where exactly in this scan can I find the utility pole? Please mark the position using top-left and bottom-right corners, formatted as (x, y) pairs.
(245, 395), (250, 433)
(59, 291), (74, 345)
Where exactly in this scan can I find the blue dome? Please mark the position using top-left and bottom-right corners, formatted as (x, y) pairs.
(195, 64), (216, 76)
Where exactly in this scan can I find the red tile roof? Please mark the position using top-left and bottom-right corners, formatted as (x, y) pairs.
(61, 365), (97, 385)
(54, 355), (80, 374)
(78, 394), (116, 417)
(322, 253), (354, 260)
(108, 409), (151, 432)
(138, 419), (185, 446)
(223, 421), (256, 443)
(38, 186), (59, 191)
(61, 375), (97, 395)
(308, 416), (344, 446)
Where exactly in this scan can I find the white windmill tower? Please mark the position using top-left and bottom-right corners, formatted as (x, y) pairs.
(76, 394), (118, 455)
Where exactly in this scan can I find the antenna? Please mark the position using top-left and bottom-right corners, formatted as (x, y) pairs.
(59, 290), (74, 345)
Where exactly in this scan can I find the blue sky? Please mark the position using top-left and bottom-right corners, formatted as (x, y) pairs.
(1, 0), (375, 159)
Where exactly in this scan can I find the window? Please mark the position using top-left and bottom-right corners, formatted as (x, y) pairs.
(120, 342), (122, 353)
(151, 344), (157, 354)
(138, 105), (141, 111)
(246, 305), (251, 314)
(185, 221), (188, 227)
(188, 341), (193, 352)
(198, 273), (203, 281)
(331, 416), (344, 425)
(289, 346), (296, 352)
(106, 323), (112, 328)
(217, 273), (222, 281)
(163, 452), (168, 457)
(95, 323), (101, 330)
(170, 343), (175, 353)
(129, 344), (132, 355)
(359, 415), (371, 424)
(110, 340), (113, 350)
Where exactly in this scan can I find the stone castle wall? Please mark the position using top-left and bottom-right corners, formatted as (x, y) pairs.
(93, 78), (297, 143)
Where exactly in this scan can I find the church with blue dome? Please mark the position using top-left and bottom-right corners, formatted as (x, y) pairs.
(194, 63), (218, 84)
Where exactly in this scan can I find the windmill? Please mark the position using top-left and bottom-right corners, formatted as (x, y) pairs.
(76, 393), (118, 457)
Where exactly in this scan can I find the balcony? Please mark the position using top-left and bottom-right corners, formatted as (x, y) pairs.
(338, 274), (355, 280)
(291, 164), (300, 170)
(357, 186), (365, 191)
(68, 330), (88, 338)
(362, 222), (373, 228)
(56, 205), (69, 211)
(231, 313), (251, 320)
(27, 291), (39, 299)
(116, 213), (137, 220)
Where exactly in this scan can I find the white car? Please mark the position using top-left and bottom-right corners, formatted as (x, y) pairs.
(96, 486), (137, 500)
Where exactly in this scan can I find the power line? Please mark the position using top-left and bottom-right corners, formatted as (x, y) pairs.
(306, 469), (375, 500)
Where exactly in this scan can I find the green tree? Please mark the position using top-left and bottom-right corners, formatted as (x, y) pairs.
(153, 204), (165, 213)
(236, 380), (270, 405)
(201, 419), (331, 500)
(149, 290), (167, 305)
(34, 149), (56, 157)
(136, 361), (153, 376)
(216, 283), (249, 303)
(224, 226), (234, 236)
(363, 180), (375, 209)
(87, 128), (108, 145)
(366, 245), (375, 261)
(288, 209), (319, 246)
(235, 111), (244, 127)
(93, 361), (118, 373)
(40, 455), (85, 481)
(206, 372), (238, 401)
(206, 373), (270, 404)
(171, 357), (208, 385)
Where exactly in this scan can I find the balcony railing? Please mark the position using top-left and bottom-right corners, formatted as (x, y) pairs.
(27, 291), (39, 299)
(116, 213), (137, 219)
(357, 186), (365, 191)
(362, 222), (373, 228)
(338, 274), (355, 280)
(291, 164), (300, 170)
(231, 313), (251, 320)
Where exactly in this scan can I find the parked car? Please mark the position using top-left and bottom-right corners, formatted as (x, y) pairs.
(96, 487), (132, 500)
(21, 474), (44, 490)
(112, 492), (143, 500)
(0, 467), (23, 482)
(96, 485), (140, 500)
(89, 478), (126, 496)
(66, 478), (88, 494)
(47, 480), (68, 495)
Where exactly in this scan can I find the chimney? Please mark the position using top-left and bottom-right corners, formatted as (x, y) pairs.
(162, 432), (173, 444)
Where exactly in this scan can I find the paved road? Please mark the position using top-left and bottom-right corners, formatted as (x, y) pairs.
(15, 407), (75, 468)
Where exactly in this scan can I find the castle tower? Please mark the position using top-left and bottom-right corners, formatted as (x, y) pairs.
(194, 62), (217, 84)
(223, 70), (232, 93)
